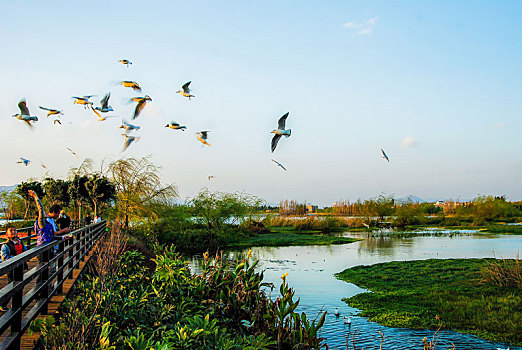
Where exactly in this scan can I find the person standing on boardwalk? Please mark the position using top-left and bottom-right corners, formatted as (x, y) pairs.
(0, 227), (27, 311)
(84, 213), (92, 225)
(28, 190), (70, 245)
(56, 210), (71, 232)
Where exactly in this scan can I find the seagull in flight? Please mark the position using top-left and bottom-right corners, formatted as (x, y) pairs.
(17, 158), (31, 166)
(122, 133), (139, 151)
(176, 81), (194, 100)
(131, 95), (152, 119)
(381, 148), (390, 162)
(165, 122), (187, 131)
(196, 131), (210, 146)
(94, 93), (114, 113)
(271, 159), (287, 171)
(67, 147), (78, 158)
(39, 106), (63, 117)
(120, 121), (140, 133)
(72, 95), (94, 108)
(118, 59), (132, 67)
(13, 100), (38, 128)
(121, 81), (142, 92)
(271, 112), (291, 152)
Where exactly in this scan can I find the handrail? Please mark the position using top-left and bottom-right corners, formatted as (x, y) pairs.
(0, 220), (84, 250)
(0, 220), (107, 350)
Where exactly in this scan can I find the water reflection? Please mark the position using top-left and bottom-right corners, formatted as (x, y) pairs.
(191, 234), (522, 349)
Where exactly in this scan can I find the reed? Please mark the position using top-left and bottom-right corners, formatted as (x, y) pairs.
(479, 253), (521, 288)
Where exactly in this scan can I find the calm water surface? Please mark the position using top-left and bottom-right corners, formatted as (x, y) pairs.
(191, 232), (522, 350)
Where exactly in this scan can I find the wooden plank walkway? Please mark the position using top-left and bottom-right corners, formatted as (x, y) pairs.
(0, 249), (95, 350)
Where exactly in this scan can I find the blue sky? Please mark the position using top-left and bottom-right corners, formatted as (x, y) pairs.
(1, 1), (521, 206)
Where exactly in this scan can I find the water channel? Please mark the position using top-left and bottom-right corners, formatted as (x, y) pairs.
(191, 231), (521, 349)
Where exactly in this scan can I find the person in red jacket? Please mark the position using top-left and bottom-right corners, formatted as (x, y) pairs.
(0, 227), (27, 311)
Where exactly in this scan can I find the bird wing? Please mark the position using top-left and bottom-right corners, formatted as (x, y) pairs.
(83, 95), (94, 99)
(277, 112), (289, 129)
(122, 138), (131, 151)
(381, 149), (389, 161)
(67, 147), (78, 157)
(19, 100), (30, 115)
(39, 106), (54, 112)
(182, 81), (191, 93)
(54, 119), (61, 125)
(200, 131), (208, 139)
(271, 134), (282, 152)
(122, 136), (137, 151)
(271, 159), (286, 171)
(91, 106), (102, 118)
(171, 122), (180, 127)
(24, 119), (34, 129)
(133, 100), (147, 119)
(100, 92), (110, 109)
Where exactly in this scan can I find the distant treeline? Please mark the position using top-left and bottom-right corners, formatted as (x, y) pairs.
(277, 195), (522, 227)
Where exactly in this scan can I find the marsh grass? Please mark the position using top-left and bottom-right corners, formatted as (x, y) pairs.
(480, 254), (521, 288)
(336, 259), (522, 345)
(269, 216), (367, 232)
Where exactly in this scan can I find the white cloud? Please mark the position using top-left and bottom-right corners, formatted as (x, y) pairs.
(342, 22), (357, 28)
(357, 28), (372, 35)
(367, 17), (378, 25)
(342, 16), (378, 35)
(401, 136), (418, 148)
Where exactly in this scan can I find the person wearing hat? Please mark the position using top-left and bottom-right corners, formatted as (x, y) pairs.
(56, 209), (71, 234)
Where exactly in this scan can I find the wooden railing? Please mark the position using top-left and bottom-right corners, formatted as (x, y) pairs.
(0, 221), (107, 350)
(0, 220), (84, 250)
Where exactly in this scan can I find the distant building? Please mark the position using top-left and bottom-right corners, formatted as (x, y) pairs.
(306, 205), (318, 213)
(434, 200), (470, 214)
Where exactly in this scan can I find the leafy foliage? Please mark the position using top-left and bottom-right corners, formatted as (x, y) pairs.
(43, 177), (71, 207)
(191, 189), (263, 229)
(84, 174), (116, 216)
(34, 246), (327, 349)
(109, 157), (178, 228)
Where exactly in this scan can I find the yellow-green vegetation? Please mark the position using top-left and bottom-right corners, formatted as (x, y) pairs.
(336, 258), (522, 345)
(31, 231), (328, 349)
(268, 216), (366, 232)
(227, 230), (358, 248)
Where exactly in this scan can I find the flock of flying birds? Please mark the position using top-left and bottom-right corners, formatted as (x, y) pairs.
(11, 58), (391, 174)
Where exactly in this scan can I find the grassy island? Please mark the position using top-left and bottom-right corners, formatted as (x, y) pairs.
(336, 258), (522, 345)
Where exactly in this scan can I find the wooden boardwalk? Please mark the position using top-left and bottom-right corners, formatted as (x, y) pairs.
(0, 244), (96, 350)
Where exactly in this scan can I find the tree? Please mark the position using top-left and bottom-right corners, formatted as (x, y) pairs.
(43, 178), (71, 207)
(84, 175), (116, 216)
(109, 157), (178, 228)
(0, 190), (25, 220)
(69, 175), (90, 219)
(16, 181), (45, 219)
(191, 189), (262, 230)
(374, 195), (395, 222)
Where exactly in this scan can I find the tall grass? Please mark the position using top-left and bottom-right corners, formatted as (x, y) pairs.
(480, 254), (521, 288)
(269, 216), (367, 231)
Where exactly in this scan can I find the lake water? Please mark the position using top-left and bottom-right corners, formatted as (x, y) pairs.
(191, 232), (521, 349)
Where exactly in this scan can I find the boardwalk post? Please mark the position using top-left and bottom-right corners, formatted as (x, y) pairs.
(67, 236), (74, 279)
(10, 262), (24, 349)
(39, 249), (50, 315)
(56, 240), (65, 294)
